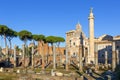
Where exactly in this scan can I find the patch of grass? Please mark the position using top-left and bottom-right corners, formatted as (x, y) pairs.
(34, 68), (41, 73)
(0, 73), (17, 80)
(56, 66), (64, 70)
(59, 70), (71, 74)
(35, 79), (43, 80)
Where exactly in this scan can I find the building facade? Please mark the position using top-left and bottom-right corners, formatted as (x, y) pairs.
(66, 8), (120, 66)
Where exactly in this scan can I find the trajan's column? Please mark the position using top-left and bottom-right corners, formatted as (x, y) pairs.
(88, 8), (95, 64)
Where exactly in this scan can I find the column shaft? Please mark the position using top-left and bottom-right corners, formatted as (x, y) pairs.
(14, 45), (16, 67)
(32, 46), (34, 68)
(53, 45), (56, 69)
(66, 46), (68, 71)
(116, 50), (119, 65)
(112, 42), (116, 71)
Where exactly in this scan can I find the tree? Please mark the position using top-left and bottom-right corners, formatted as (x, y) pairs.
(32, 34), (45, 55)
(46, 36), (57, 48)
(46, 36), (64, 56)
(55, 37), (65, 65)
(32, 34), (45, 69)
(55, 36), (65, 49)
(6, 29), (17, 49)
(46, 36), (57, 60)
(18, 30), (32, 46)
(32, 34), (45, 45)
(18, 30), (32, 67)
(0, 25), (9, 48)
(46, 36), (57, 69)
(32, 34), (39, 45)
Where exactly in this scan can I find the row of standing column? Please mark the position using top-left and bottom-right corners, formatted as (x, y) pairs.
(95, 42), (119, 71)
(7, 42), (120, 71)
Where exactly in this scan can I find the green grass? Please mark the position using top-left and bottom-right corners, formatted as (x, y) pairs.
(0, 73), (17, 80)
(59, 70), (71, 74)
(35, 79), (43, 80)
(34, 68), (41, 73)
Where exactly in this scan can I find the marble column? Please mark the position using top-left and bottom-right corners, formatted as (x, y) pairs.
(60, 53), (62, 66)
(88, 8), (95, 63)
(22, 44), (25, 68)
(112, 42), (116, 71)
(116, 49), (119, 65)
(79, 46), (82, 72)
(105, 51), (108, 68)
(95, 44), (98, 70)
(53, 44), (56, 70)
(14, 45), (16, 67)
(66, 46), (68, 71)
(32, 46), (34, 68)
(42, 44), (45, 70)
(6, 46), (8, 58)
(6, 46), (9, 66)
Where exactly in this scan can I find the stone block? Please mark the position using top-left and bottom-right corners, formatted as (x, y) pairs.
(27, 70), (34, 74)
(17, 69), (20, 73)
(0, 67), (3, 72)
(55, 72), (63, 76)
(64, 74), (70, 77)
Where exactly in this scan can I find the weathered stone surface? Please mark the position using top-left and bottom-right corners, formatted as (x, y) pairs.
(0, 67), (3, 72)
(55, 72), (63, 76)
(16, 69), (20, 73)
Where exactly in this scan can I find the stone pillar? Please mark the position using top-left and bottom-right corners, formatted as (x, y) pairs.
(66, 46), (68, 71)
(88, 8), (95, 63)
(14, 45), (16, 67)
(112, 42), (116, 71)
(6, 46), (9, 66)
(60, 53), (62, 66)
(116, 49), (119, 65)
(95, 44), (98, 70)
(68, 52), (71, 65)
(22, 44), (25, 68)
(79, 46), (82, 72)
(32, 46), (34, 68)
(53, 44), (56, 70)
(105, 51), (108, 68)
(6, 46), (8, 57)
(42, 45), (45, 70)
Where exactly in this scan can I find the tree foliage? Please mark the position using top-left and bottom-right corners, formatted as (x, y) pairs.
(32, 34), (45, 41)
(7, 29), (17, 39)
(18, 30), (32, 45)
(55, 36), (65, 48)
(46, 36), (65, 46)
(6, 29), (18, 49)
(0, 25), (9, 47)
(56, 37), (65, 43)
(46, 36), (57, 45)
(0, 25), (9, 36)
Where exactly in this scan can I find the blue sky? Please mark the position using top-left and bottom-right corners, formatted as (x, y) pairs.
(0, 0), (120, 48)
